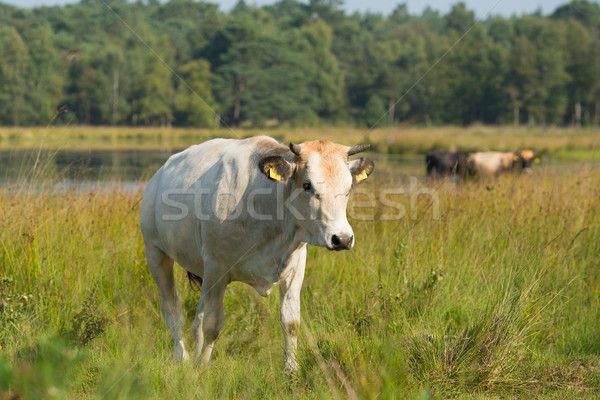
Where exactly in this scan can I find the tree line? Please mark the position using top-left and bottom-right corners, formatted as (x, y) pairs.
(0, 0), (599, 127)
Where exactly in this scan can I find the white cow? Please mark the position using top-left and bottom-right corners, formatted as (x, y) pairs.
(467, 150), (536, 177)
(140, 136), (374, 370)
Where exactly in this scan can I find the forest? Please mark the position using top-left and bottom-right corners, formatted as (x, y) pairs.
(0, 0), (599, 128)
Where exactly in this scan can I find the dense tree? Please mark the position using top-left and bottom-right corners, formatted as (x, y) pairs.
(215, 28), (318, 126)
(22, 24), (63, 125)
(301, 20), (345, 120)
(0, 26), (30, 126)
(552, 1), (600, 125)
(444, 2), (475, 33)
(173, 59), (217, 127)
(552, 0), (600, 31)
(512, 16), (569, 125)
(0, 0), (597, 127)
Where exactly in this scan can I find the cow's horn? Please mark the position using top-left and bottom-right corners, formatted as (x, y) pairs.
(347, 144), (370, 156)
(289, 142), (302, 156)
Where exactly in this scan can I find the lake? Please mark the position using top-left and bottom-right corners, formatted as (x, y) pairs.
(0, 148), (597, 192)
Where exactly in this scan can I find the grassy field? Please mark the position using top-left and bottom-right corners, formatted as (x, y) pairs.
(0, 155), (599, 398)
(1, 126), (600, 160)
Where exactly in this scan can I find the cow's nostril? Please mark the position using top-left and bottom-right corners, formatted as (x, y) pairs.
(331, 234), (353, 250)
(331, 235), (341, 247)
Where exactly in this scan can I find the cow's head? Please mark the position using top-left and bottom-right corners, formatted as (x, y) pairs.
(259, 140), (374, 250)
(513, 150), (536, 174)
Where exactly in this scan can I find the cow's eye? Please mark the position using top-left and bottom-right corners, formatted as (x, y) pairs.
(302, 182), (312, 192)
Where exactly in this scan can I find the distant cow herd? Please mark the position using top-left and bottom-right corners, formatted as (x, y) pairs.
(426, 149), (538, 179)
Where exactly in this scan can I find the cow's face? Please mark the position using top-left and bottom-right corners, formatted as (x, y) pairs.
(259, 140), (374, 250)
(514, 150), (536, 174)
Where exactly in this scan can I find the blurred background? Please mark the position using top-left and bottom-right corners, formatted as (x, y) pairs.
(0, 0), (598, 128)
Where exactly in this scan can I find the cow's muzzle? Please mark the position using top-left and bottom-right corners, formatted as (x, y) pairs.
(329, 234), (353, 251)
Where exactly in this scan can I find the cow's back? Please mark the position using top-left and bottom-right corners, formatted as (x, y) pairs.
(140, 136), (291, 273)
(469, 152), (513, 176)
(140, 139), (229, 265)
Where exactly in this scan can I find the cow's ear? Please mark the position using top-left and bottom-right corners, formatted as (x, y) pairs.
(348, 157), (375, 184)
(259, 156), (294, 183)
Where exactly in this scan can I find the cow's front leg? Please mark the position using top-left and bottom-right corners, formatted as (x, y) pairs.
(279, 244), (307, 372)
(194, 268), (227, 365)
(192, 296), (205, 359)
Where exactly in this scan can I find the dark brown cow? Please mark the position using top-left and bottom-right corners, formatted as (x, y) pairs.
(426, 149), (469, 179)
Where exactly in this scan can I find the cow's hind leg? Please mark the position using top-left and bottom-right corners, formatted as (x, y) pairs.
(192, 265), (227, 364)
(145, 244), (189, 360)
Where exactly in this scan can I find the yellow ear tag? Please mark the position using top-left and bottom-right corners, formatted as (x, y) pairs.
(513, 155), (520, 161)
(534, 157), (541, 164)
(356, 170), (368, 182)
(269, 167), (282, 181)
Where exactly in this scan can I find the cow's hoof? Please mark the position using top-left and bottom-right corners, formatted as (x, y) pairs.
(174, 343), (189, 361)
(174, 351), (189, 362)
(284, 358), (300, 373)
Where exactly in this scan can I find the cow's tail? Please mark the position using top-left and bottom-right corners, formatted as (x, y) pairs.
(187, 271), (203, 292)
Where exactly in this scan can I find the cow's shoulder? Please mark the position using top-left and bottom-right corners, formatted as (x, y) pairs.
(245, 136), (294, 160)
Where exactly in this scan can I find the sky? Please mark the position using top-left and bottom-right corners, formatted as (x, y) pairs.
(0, 0), (581, 17)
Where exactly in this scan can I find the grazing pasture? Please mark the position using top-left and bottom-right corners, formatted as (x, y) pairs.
(0, 128), (599, 399)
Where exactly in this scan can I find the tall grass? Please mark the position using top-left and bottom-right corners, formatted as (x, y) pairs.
(0, 163), (599, 398)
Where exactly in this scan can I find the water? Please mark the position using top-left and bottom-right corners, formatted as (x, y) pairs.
(0, 148), (426, 185)
(0, 148), (180, 191)
(0, 148), (597, 192)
